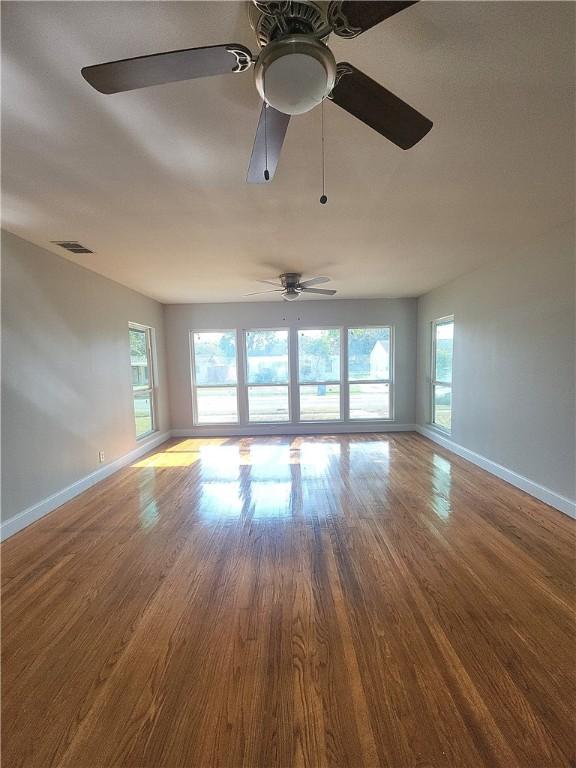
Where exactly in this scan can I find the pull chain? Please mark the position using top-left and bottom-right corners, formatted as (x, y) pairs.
(263, 69), (270, 181)
(320, 99), (327, 204)
(264, 103), (270, 181)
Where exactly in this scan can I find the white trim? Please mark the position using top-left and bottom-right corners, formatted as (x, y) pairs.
(6, 423), (570, 545)
(297, 326), (344, 421)
(417, 425), (576, 519)
(172, 423), (417, 438)
(129, 322), (158, 438)
(244, 327), (291, 424)
(347, 324), (394, 421)
(190, 329), (240, 426)
(0, 432), (171, 542)
(430, 315), (454, 433)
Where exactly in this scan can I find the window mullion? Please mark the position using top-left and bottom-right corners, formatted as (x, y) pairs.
(237, 329), (248, 426)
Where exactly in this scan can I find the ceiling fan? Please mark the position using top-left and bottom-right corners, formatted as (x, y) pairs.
(244, 273), (337, 300)
(82, 1), (432, 183)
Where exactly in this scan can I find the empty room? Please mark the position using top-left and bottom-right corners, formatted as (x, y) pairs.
(1, 1), (574, 767)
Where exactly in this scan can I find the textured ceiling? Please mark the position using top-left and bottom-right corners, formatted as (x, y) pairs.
(1, 1), (574, 303)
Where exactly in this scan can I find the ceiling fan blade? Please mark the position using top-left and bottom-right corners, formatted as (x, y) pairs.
(247, 104), (290, 184)
(329, 63), (432, 149)
(301, 287), (337, 295)
(242, 289), (283, 296)
(329, 1), (418, 38)
(300, 276), (330, 288)
(257, 279), (283, 287)
(82, 43), (253, 94)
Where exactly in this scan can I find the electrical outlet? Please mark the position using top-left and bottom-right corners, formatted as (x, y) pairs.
(98, 451), (105, 463)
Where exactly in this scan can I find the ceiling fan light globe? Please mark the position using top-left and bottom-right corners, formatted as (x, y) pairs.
(265, 54), (327, 115)
(255, 36), (336, 116)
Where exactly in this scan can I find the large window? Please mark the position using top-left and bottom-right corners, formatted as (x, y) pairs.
(191, 331), (238, 424)
(347, 327), (392, 419)
(298, 329), (341, 420)
(431, 317), (454, 432)
(245, 329), (290, 422)
(129, 323), (156, 439)
(189, 325), (397, 426)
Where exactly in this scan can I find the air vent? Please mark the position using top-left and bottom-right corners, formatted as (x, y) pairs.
(51, 240), (94, 254)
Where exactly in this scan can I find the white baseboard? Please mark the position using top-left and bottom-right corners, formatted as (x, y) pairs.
(416, 425), (576, 519)
(0, 432), (171, 541)
(1, 425), (413, 541)
(6, 424), (570, 541)
(171, 423), (418, 438)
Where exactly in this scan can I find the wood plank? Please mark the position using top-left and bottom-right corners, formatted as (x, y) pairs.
(2, 433), (574, 768)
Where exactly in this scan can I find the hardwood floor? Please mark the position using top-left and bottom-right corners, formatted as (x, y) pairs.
(2, 433), (574, 768)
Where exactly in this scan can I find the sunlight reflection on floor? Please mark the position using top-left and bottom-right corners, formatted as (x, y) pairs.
(131, 437), (394, 522)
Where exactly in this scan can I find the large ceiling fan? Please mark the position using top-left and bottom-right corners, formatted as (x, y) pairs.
(244, 273), (337, 300)
(82, 1), (432, 183)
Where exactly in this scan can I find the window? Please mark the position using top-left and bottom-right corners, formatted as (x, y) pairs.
(298, 329), (341, 420)
(347, 327), (392, 419)
(245, 329), (290, 422)
(129, 324), (156, 439)
(431, 317), (454, 432)
(191, 331), (238, 424)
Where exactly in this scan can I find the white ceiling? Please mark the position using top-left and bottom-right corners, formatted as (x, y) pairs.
(1, 1), (574, 303)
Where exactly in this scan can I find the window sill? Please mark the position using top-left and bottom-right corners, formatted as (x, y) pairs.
(136, 429), (159, 442)
(428, 423), (452, 437)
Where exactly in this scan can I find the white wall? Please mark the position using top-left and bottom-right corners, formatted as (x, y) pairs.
(165, 298), (418, 433)
(416, 222), (575, 505)
(3, 223), (573, 527)
(1, 231), (170, 524)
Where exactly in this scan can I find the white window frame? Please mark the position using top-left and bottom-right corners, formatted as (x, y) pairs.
(296, 326), (344, 422)
(430, 315), (454, 434)
(346, 325), (394, 421)
(190, 329), (240, 426)
(244, 328), (292, 424)
(129, 322), (158, 440)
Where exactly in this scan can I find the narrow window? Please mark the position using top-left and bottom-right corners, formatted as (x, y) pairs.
(347, 327), (392, 419)
(245, 329), (290, 422)
(431, 317), (454, 432)
(129, 323), (157, 439)
(191, 331), (239, 424)
(298, 329), (341, 421)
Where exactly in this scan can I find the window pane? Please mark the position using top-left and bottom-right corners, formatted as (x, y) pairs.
(434, 321), (453, 383)
(348, 327), (390, 381)
(298, 329), (340, 383)
(248, 386), (290, 422)
(133, 393), (153, 437)
(129, 328), (149, 388)
(193, 331), (237, 386)
(433, 385), (452, 430)
(349, 383), (390, 419)
(299, 384), (340, 420)
(246, 330), (289, 384)
(196, 387), (238, 424)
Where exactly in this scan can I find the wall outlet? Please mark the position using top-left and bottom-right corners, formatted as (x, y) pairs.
(98, 451), (105, 463)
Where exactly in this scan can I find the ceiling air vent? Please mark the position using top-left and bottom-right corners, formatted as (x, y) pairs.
(51, 240), (94, 254)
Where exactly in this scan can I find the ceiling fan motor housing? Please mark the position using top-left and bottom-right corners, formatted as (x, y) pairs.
(250, 1), (328, 48)
(280, 272), (303, 300)
(254, 35), (336, 115)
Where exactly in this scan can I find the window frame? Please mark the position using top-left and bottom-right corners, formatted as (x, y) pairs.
(430, 315), (454, 434)
(128, 322), (158, 441)
(296, 326), (344, 422)
(346, 325), (394, 421)
(243, 327), (292, 424)
(190, 329), (240, 426)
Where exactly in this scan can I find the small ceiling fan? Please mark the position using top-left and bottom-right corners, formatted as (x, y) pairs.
(244, 273), (337, 300)
(82, 1), (432, 183)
